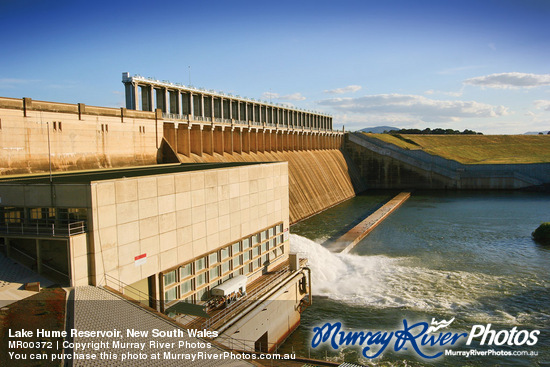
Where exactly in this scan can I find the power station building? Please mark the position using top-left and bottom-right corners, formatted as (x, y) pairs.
(0, 161), (310, 350)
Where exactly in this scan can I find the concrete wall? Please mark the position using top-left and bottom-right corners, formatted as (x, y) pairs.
(88, 163), (289, 287)
(0, 97), (161, 175)
(218, 271), (306, 351)
(0, 96), (366, 225)
(70, 233), (89, 286)
(347, 132), (550, 189)
(170, 149), (365, 223)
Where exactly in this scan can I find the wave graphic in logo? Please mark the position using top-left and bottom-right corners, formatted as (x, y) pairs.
(427, 317), (455, 333)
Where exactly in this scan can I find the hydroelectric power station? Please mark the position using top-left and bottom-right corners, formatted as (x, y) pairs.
(0, 73), (548, 364)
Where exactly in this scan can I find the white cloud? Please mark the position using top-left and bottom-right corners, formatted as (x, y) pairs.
(464, 72), (550, 89)
(261, 91), (306, 101)
(324, 85), (362, 94)
(534, 100), (550, 111)
(317, 94), (508, 123)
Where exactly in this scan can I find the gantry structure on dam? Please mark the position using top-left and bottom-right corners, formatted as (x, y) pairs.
(123, 72), (333, 129)
(122, 72), (343, 156)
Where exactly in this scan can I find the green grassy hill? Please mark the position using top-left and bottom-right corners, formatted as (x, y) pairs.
(364, 133), (550, 164)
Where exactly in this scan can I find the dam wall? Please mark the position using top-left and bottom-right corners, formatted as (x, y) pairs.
(0, 96), (366, 223)
(161, 120), (366, 223)
(165, 143), (365, 224)
(0, 97), (161, 175)
(347, 132), (550, 189)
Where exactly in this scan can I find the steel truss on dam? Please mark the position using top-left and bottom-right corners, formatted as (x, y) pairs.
(123, 72), (332, 130)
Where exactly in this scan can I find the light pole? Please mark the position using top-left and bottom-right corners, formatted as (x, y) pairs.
(40, 112), (53, 184)
(47, 120), (52, 184)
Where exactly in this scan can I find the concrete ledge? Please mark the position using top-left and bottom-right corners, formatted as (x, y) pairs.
(329, 191), (411, 253)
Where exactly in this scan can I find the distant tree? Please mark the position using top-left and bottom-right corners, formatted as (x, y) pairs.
(539, 132), (544, 135)
(389, 127), (482, 135)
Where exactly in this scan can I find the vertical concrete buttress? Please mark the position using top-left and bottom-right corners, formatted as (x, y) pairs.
(242, 128), (250, 154)
(214, 126), (224, 155)
(177, 124), (191, 157)
(202, 125), (213, 155)
(233, 127), (242, 154)
(190, 124), (203, 156)
(224, 127), (233, 154)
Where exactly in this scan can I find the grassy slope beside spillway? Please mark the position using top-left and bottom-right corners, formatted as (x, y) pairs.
(365, 133), (550, 164)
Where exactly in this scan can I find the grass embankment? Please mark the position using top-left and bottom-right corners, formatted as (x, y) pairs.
(364, 133), (550, 164)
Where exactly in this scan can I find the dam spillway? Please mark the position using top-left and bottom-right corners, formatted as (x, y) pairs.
(171, 148), (365, 224)
(328, 191), (411, 253)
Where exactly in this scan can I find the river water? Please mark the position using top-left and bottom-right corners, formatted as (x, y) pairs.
(282, 191), (550, 366)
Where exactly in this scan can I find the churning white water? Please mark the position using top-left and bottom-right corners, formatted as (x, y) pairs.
(290, 233), (518, 321)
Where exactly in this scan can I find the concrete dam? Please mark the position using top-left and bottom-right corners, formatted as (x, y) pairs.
(0, 74), (366, 224)
(346, 132), (550, 189)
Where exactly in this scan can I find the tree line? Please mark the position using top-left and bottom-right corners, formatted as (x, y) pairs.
(384, 128), (483, 135)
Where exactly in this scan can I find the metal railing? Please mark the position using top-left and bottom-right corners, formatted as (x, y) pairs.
(203, 266), (294, 330)
(103, 273), (161, 310)
(0, 220), (86, 237)
(161, 113), (337, 133)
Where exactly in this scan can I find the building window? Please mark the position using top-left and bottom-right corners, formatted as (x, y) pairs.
(220, 247), (229, 260)
(232, 242), (240, 255)
(195, 257), (206, 272)
(268, 227), (274, 237)
(180, 280), (192, 295)
(233, 255), (242, 267)
(196, 272), (206, 287)
(180, 263), (192, 279)
(210, 266), (219, 280)
(164, 287), (177, 304)
(221, 260), (231, 274)
(253, 246), (261, 257)
(164, 270), (176, 286)
(242, 238), (250, 250)
(252, 235), (259, 246)
(209, 252), (218, 267)
(243, 251), (250, 262)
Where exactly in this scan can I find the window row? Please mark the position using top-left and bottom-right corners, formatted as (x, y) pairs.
(162, 223), (286, 305)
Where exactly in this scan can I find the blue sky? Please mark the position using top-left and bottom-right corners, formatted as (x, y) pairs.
(1, 0), (549, 134)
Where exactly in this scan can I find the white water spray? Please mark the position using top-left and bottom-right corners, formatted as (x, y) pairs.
(290, 234), (518, 319)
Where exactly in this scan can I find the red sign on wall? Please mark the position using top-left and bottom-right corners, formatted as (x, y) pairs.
(134, 253), (147, 267)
